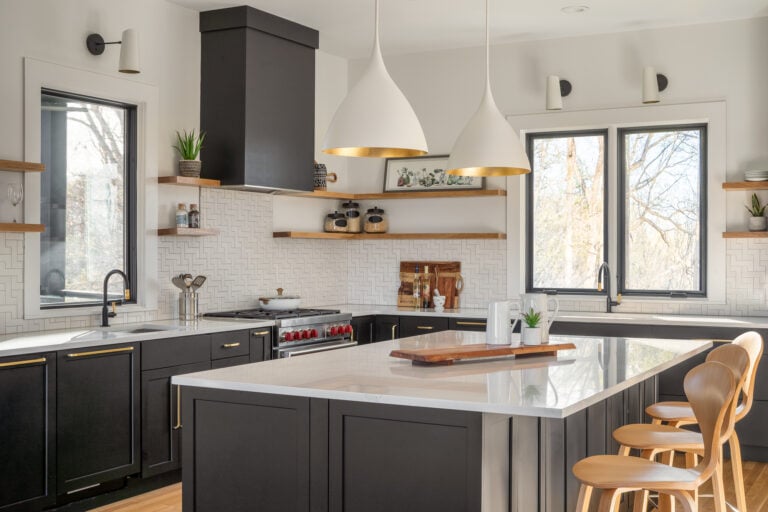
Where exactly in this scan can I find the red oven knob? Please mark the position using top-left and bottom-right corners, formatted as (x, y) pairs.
(344, 324), (353, 334)
(329, 326), (338, 336)
(301, 330), (310, 339)
(310, 329), (319, 338)
(284, 332), (294, 341)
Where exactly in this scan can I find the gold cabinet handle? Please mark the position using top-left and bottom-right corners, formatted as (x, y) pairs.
(456, 321), (486, 326)
(67, 346), (134, 358)
(172, 385), (182, 430)
(391, 324), (398, 340)
(416, 326), (434, 330)
(251, 330), (270, 336)
(222, 342), (241, 348)
(0, 357), (47, 369)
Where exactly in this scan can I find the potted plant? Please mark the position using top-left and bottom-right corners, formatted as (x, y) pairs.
(521, 308), (542, 346)
(746, 193), (767, 231)
(174, 129), (206, 178)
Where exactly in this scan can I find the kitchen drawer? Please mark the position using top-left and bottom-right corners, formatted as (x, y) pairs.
(211, 355), (251, 369)
(399, 316), (449, 339)
(142, 334), (211, 370)
(449, 318), (487, 332)
(211, 330), (250, 360)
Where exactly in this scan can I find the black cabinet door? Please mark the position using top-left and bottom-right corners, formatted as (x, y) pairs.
(0, 353), (56, 512)
(374, 315), (400, 342)
(449, 318), (487, 332)
(399, 316), (450, 339)
(351, 316), (375, 345)
(57, 343), (140, 494)
(141, 360), (211, 478)
(249, 328), (272, 362)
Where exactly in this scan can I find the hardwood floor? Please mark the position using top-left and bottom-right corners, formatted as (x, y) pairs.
(91, 461), (768, 512)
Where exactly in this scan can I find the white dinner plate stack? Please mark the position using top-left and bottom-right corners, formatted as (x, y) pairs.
(745, 170), (768, 181)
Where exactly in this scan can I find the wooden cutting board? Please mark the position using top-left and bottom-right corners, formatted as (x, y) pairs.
(398, 261), (461, 309)
(390, 342), (576, 366)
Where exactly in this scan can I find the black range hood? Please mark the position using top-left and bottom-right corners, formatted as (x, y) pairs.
(200, 6), (319, 192)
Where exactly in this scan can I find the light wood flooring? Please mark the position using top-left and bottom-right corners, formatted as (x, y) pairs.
(90, 461), (768, 512)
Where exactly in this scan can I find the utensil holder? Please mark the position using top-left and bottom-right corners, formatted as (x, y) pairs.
(179, 291), (199, 321)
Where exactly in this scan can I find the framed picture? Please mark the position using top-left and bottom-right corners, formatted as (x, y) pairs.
(383, 155), (484, 192)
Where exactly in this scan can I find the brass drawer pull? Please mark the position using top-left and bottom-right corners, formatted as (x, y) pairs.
(222, 342), (241, 348)
(0, 357), (47, 369)
(391, 324), (398, 340)
(173, 385), (182, 430)
(67, 346), (134, 358)
(251, 330), (270, 336)
(416, 326), (434, 330)
(456, 321), (486, 326)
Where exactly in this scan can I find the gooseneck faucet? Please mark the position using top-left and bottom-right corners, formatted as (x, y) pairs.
(597, 262), (622, 313)
(102, 269), (131, 327)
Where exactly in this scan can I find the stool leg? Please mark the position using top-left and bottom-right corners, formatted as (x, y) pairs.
(631, 449), (657, 512)
(658, 451), (676, 512)
(597, 489), (622, 512)
(684, 452), (698, 468)
(712, 445), (728, 512)
(575, 484), (593, 512)
(729, 431), (747, 512)
(668, 491), (696, 512)
(618, 444), (631, 456)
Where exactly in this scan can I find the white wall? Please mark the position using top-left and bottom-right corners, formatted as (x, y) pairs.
(344, 17), (768, 314)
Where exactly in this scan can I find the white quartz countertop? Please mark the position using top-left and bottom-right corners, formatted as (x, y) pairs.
(0, 318), (274, 357)
(172, 331), (711, 418)
(325, 303), (768, 329)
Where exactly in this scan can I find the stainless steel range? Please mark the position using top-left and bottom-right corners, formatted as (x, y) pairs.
(204, 308), (355, 358)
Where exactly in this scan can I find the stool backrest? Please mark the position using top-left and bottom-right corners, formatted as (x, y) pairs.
(705, 343), (750, 438)
(732, 331), (764, 421)
(685, 361), (736, 480)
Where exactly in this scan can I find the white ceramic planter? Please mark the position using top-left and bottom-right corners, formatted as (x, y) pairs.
(748, 216), (767, 231)
(521, 326), (542, 346)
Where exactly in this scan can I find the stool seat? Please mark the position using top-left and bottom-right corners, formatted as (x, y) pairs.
(613, 424), (703, 452)
(573, 454), (700, 491)
(645, 401), (695, 425)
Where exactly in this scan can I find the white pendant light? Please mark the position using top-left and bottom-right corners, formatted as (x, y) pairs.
(118, 29), (140, 74)
(446, 0), (530, 177)
(322, 0), (427, 158)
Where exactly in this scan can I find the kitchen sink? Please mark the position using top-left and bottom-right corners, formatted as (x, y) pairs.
(118, 327), (167, 334)
(69, 324), (180, 341)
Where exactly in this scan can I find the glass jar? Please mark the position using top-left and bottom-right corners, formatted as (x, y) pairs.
(176, 203), (188, 228)
(342, 201), (362, 233)
(188, 203), (200, 228)
(364, 206), (388, 233)
(324, 211), (347, 233)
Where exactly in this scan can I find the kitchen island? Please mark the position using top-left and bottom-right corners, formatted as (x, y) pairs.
(173, 331), (711, 512)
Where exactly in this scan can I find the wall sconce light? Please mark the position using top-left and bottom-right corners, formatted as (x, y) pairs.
(642, 66), (668, 104)
(86, 29), (140, 74)
(546, 76), (572, 110)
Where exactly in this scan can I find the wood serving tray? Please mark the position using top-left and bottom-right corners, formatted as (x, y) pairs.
(390, 342), (577, 366)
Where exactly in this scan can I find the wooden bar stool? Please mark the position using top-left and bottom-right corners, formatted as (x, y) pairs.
(643, 332), (763, 512)
(572, 361), (737, 512)
(613, 343), (750, 512)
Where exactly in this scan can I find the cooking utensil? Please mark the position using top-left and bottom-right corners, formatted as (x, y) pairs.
(455, 274), (464, 307)
(172, 275), (187, 291)
(191, 275), (207, 291)
(183, 274), (193, 289)
(259, 287), (301, 310)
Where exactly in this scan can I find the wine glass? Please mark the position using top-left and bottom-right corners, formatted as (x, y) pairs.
(8, 183), (23, 223)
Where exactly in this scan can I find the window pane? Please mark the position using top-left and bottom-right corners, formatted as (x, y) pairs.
(40, 92), (130, 307)
(529, 132), (606, 290)
(621, 126), (704, 292)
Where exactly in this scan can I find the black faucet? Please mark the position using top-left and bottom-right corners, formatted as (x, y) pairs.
(597, 262), (621, 313)
(102, 269), (130, 327)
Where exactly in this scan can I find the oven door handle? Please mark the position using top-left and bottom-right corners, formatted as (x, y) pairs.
(280, 341), (358, 357)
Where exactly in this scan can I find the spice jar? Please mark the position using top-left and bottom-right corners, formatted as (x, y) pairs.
(342, 201), (362, 233)
(364, 206), (388, 233)
(188, 203), (200, 228)
(324, 211), (348, 233)
(176, 203), (188, 228)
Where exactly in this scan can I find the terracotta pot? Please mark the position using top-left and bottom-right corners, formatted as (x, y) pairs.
(179, 159), (202, 178)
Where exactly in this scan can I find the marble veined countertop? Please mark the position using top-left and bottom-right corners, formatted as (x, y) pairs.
(173, 331), (711, 418)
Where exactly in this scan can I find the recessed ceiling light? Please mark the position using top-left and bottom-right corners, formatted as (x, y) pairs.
(561, 5), (590, 14)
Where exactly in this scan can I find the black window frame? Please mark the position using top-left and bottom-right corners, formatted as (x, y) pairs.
(40, 88), (138, 309)
(525, 129), (610, 295)
(616, 123), (708, 298)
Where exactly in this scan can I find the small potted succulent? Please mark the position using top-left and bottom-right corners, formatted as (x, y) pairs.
(521, 307), (542, 346)
(174, 129), (206, 178)
(746, 193), (767, 231)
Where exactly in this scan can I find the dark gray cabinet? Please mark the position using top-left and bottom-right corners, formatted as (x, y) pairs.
(399, 315), (450, 338)
(351, 315), (375, 345)
(56, 343), (140, 494)
(374, 315), (400, 342)
(200, 6), (319, 191)
(249, 328), (272, 362)
(0, 353), (56, 512)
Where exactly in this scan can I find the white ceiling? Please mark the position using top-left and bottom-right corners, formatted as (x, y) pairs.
(170, 0), (768, 59)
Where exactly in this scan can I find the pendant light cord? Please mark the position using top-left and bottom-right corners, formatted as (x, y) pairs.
(373, 0), (380, 56)
(485, 0), (490, 87)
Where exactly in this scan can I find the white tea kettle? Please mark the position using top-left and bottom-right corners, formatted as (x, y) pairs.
(486, 300), (521, 346)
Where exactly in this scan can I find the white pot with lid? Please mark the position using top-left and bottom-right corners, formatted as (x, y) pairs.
(258, 288), (301, 310)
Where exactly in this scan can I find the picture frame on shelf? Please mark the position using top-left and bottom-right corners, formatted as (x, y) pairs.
(383, 154), (484, 192)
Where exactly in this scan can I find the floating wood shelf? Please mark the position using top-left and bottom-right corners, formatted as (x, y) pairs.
(722, 231), (768, 238)
(157, 227), (219, 237)
(722, 182), (768, 191)
(0, 159), (45, 173)
(283, 189), (506, 200)
(157, 176), (220, 188)
(273, 231), (506, 240)
(0, 223), (45, 233)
